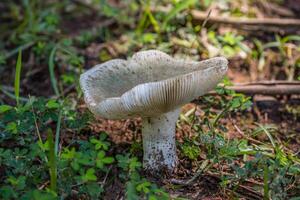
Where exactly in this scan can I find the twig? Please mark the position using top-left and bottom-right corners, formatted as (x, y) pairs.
(200, 9), (212, 29)
(38, 180), (50, 190)
(202, 81), (300, 96)
(191, 10), (300, 27)
(232, 122), (265, 145)
(100, 166), (112, 187)
(170, 160), (211, 186)
(227, 81), (300, 95)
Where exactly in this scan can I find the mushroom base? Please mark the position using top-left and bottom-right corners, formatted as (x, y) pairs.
(142, 108), (180, 172)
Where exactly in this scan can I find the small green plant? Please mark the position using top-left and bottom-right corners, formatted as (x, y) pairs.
(1, 0), (300, 199)
(116, 154), (171, 200)
(180, 78), (300, 199)
(180, 139), (201, 160)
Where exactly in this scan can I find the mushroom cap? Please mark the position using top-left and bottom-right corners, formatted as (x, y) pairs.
(80, 50), (228, 119)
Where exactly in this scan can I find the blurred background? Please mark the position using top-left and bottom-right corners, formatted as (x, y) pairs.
(0, 0), (300, 199)
(0, 0), (299, 99)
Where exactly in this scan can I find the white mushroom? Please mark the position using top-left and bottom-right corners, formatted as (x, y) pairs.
(80, 50), (228, 172)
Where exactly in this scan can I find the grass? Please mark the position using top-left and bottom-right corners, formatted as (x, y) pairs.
(49, 46), (60, 97)
(55, 109), (62, 156)
(48, 129), (57, 193)
(14, 49), (22, 107)
(0, 0), (299, 199)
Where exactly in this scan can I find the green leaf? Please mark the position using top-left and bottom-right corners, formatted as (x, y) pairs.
(116, 154), (130, 170)
(38, 140), (50, 151)
(5, 122), (18, 134)
(96, 160), (104, 169)
(14, 49), (22, 106)
(162, 0), (197, 31)
(0, 186), (16, 199)
(0, 105), (12, 113)
(230, 97), (241, 109)
(126, 181), (139, 200)
(32, 189), (57, 200)
(97, 151), (105, 159)
(181, 142), (200, 160)
(82, 168), (97, 182)
(241, 99), (252, 110)
(85, 182), (103, 199)
(129, 157), (142, 171)
(100, 0), (119, 17)
(102, 157), (114, 164)
(7, 176), (26, 190)
(149, 195), (158, 200)
(136, 181), (151, 193)
(90, 136), (110, 150)
(46, 99), (60, 109)
(96, 151), (114, 169)
(71, 161), (80, 171)
(61, 147), (76, 159)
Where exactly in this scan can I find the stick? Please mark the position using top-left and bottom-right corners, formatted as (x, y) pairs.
(191, 10), (300, 27)
(227, 81), (300, 95)
(170, 161), (211, 186)
(198, 81), (300, 96)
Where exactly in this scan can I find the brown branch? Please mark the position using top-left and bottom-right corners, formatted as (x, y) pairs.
(227, 81), (300, 95)
(191, 10), (300, 27)
(201, 81), (300, 96)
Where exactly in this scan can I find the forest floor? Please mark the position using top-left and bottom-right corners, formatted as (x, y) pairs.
(0, 0), (299, 199)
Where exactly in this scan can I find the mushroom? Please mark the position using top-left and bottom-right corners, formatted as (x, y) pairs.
(80, 50), (228, 172)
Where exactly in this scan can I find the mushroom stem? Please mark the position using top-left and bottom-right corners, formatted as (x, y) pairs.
(142, 108), (180, 172)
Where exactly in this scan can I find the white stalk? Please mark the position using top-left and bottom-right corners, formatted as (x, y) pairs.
(142, 108), (180, 171)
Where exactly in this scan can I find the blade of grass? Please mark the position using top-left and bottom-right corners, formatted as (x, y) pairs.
(255, 123), (276, 148)
(49, 46), (60, 96)
(283, 35), (300, 42)
(5, 41), (35, 60)
(0, 86), (29, 102)
(146, 8), (160, 33)
(55, 109), (62, 156)
(136, 8), (148, 34)
(263, 164), (269, 200)
(23, 0), (34, 30)
(200, 9), (212, 29)
(162, 0), (197, 31)
(47, 129), (57, 193)
(14, 49), (22, 106)
(29, 96), (48, 163)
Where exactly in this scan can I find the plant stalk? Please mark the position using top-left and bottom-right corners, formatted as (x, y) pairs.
(142, 108), (180, 172)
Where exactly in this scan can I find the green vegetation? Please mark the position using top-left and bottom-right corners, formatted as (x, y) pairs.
(0, 0), (299, 199)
